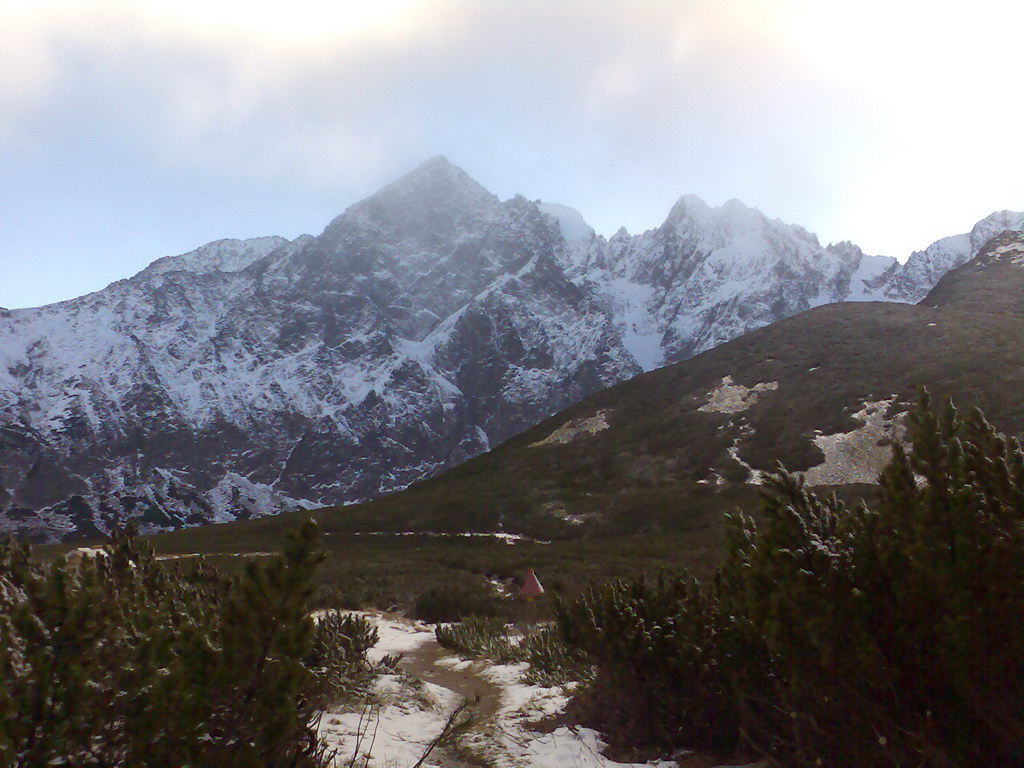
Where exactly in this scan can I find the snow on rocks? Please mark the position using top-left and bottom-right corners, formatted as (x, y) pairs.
(531, 410), (611, 447)
(986, 240), (1024, 266)
(802, 397), (906, 486)
(698, 376), (779, 414)
(539, 202), (596, 242)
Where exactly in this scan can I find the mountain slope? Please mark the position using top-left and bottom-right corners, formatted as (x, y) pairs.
(2, 158), (1021, 540)
(313, 231), (1024, 540)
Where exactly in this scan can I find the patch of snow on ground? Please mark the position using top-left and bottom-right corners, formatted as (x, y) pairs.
(323, 612), (684, 768)
(728, 437), (770, 485)
(699, 376), (779, 414)
(802, 397), (906, 486)
(697, 471), (726, 486)
(480, 664), (674, 768)
(155, 552), (274, 560)
(988, 241), (1024, 265)
(342, 531), (550, 545)
(319, 676), (458, 768)
(531, 410), (611, 447)
(503, 726), (677, 768)
(445, 657), (677, 768)
(360, 612), (436, 663)
(543, 500), (590, 525)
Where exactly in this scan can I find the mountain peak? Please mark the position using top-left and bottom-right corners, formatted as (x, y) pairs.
(333, 157), (499, 233)
(969, 210), (1024, 248)
(382, 155), (489, 196)
(664, 194), (766, 228)
(538, 202), (595, 241)
(664, 194), (772, 241)
(722, 197), (753, 212)
(668, 193), (710, 219)
(413, 154), (457, 173)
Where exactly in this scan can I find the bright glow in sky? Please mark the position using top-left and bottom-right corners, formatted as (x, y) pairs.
(3, 0), (1024, 308)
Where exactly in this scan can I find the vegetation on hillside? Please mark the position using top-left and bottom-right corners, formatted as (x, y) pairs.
(556, 391), (1024, 766)
(8, 390), (1020, 766)
(0, 519), (375, 767)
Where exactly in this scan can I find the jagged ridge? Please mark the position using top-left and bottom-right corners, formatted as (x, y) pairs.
(1, 157), (1021, 540)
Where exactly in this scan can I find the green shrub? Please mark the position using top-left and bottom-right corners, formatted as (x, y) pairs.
(435, 615), (520, 664)
(560, 391), (1024, 766)
(435, 614), (589, 687)
(413, 583), (508, 623)
(521, 625), (592, 687)
(307, 612), (379, 705)
(555, 575), (738, 751)
(726, 393), (1024, 766)
(0, 519), (337, 767)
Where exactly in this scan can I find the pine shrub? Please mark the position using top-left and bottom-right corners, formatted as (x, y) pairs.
(435, 615), (521, 663)
(307, 612), (379, 705)
(521, 624), (593, 687)
(554, 575), (738, 751)
(559, 390), (1024, 766)
(0, 518), (352, 767)
(435, 614), (590, 687)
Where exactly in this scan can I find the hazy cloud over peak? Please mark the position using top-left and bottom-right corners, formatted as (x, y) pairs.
(2, 0), (1023, 307)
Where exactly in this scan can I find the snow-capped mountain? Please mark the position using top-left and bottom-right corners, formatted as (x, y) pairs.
(879, 209), (1024, 301)
(1, 157), (1020, 540)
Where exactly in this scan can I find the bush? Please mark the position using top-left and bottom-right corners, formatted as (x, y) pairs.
(413, 583), (508, 623)
(0, 519), (337, 767)
(434, 615), (592, 688)
(559, 391), (1024, 766)
(435, 615), (520, 664)
(555, 576), (738, 751)
(307, 612), (379, 705)
(521, 625), (592, 687)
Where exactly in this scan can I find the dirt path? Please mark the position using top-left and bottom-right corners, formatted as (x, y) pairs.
(394, 628), (510, 766)
(400, 634), (504, 721)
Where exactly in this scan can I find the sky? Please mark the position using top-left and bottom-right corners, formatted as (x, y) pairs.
(3, 0), (1024, 309)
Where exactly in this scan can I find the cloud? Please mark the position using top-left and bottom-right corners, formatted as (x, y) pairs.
(0, 2), (860, 186)
(2, 0), (1024, 266)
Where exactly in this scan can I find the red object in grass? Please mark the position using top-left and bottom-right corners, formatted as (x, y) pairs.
(519, 568), (544, 600)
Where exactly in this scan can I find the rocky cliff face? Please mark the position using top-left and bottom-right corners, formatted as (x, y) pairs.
(2, 157), (1020, 539)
